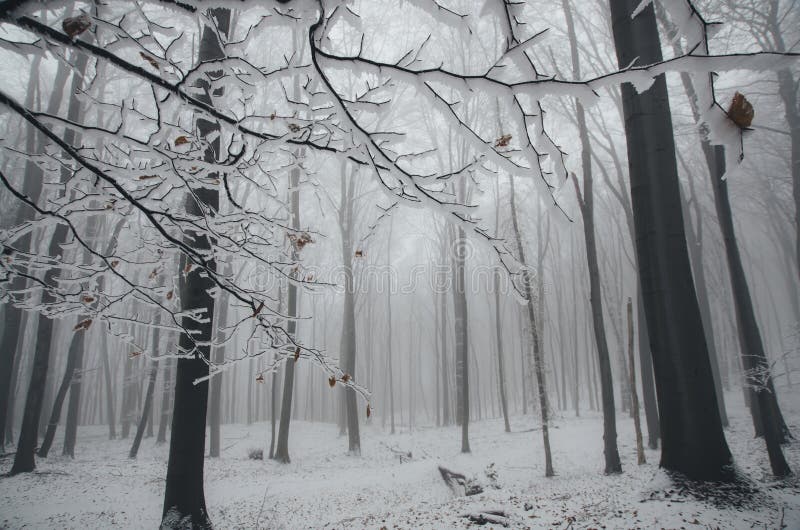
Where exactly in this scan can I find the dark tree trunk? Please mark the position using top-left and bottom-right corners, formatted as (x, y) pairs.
(161, 9), (229, 527)
(100, 333), (116, 440)
(129, 359), (158, 459)
(273, 153), (302, 464)
(37, 321), (85, 458)
(10, 50), (87, 475)
(156, 357), (172, 445)
(637, 290), (659, 450)
(706, 146), (791, 477)
(609, 0), (733, 481)
(62, 334), (85, 459)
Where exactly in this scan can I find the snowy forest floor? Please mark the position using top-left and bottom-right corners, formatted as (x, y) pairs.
(2, 391), (800, 529)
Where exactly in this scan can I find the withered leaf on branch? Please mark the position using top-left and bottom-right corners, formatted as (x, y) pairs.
(110, 260), (119, 268)
(328, 376), (336, 387)
(139, 52), (159, 70)
(138, 174), (159, 181)
(366, 404), (372, 418)
(129, 351), (142, 358)
(256, 373), (265, 383)
(62, 14), (91, 38)
(174, 135), (190, 146)
(354, 249), (364, 258)
(82, 295), (95, 303)
(287, 123), (301, 133)
(341, 373), (351, 383)
(728, 92), (754, 129)
(494, 134), (512, 147)
(73, 318), (92, 331)
(166, 289), (174, 300)
(293, 347), (301, 362)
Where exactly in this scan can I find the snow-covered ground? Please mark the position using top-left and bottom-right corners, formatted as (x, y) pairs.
(2, 391), (799, 529)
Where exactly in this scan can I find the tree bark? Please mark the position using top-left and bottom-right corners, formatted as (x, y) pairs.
(509, 174), (553, 477)
(628, 298), (645, 465)
(564, 0), (621, 474)
(609, 0), (732, 481)
(161, 9), (229, 527)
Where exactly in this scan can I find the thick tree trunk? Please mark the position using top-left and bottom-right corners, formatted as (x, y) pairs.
(161, 9), (228, 527)
(609, 0), (732, 481)
(208, 292), (229, 458)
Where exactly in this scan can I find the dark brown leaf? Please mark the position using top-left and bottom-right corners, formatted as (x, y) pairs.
(139, 52), (159, 70)
(174, 135), (190, 146)
(494, 133), (512, 148)
(728, 92), (754, 129)
(62, 14), (91, 38)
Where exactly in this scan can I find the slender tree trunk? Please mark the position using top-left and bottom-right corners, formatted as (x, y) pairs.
(494, 271), (511, 433)
(509, 174), (553, 477)
(130, 319), (161, 459)
(453, 226), (470, 453)
(273, 151), (302, 464)
(10, 50), (87, 475)
(156, 357), (171, 445)
(609, 0), (732, 481)
(208, 291), (229, 458)
(37, 321), (85, 458)
(628, 298), (645, 465)
(564, 0), (621, 474)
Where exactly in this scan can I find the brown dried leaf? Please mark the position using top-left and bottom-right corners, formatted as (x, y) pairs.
(166, 289), (174, 300)
(328, 376), (336, 387)
(73, 318), (92, 331)
(366, 404), (371, 418)
(728, 92), (754, 129)
(148, 268), (159, 279)
(341, 373), (351, 383)
(287, 123), (301, 133)
(494, 133), (512, 148)
(184, 262), (193, 274)
(174, 135), (190, 146)
(82, 295), (95, 303)
(354, 249), (364, 258)
(62, 14), (91, 38)
(129, 351), (142, 358)
(138, 174), (159, 181)
(293, 347), (301, 362)
(256, 373), (265, 383)
(110, 260), (119, 268)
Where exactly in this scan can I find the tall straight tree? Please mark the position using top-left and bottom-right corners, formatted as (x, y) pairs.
(509, 174), (554, 477)
(338, 162), (360, 454)
(272, 147), (302, 464)
(609, 0), (732, 481)
(161, 8), (229, 527)
(563, 0), (622, 474)
(10, 47), (88, 475)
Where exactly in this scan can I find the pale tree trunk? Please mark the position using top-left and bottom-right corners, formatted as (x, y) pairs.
(628, 298), (645, 465)
(452, 223), (470, 453)
(130, 317), (161, 459)
(509, 174), (553, 477)
(563, 0), (621, 474)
